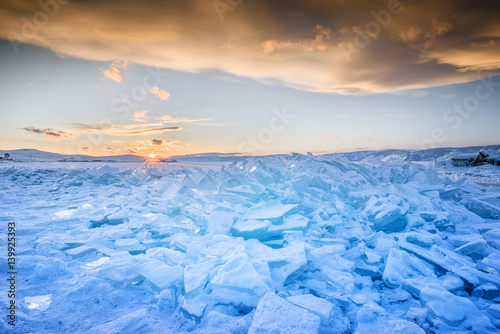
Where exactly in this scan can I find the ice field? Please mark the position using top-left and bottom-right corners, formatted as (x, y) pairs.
(1, 152), (500, 333)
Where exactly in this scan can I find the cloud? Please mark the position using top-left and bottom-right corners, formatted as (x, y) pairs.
(150, 138), (163, 145)
(74, 115), (211, 138)
(102, 60), (129, 82)
(112, 60), (129, 70)
(133, 110), (148, 119)
(134, 113), (210, 125)
(359, 135), (372, 141)
(149, 87), (170, 100)
(261, 25), (333, 53)
(135, 138), (179, 153)
(103, 66), (122, 82)
(158, 115), (173, 122)
(2, 0), (500, 94)
(70, 123), (181, 136)
(22, 126), (73, 138)
(213, 75), (244, 83)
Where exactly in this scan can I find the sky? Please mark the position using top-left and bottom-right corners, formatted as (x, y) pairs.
(0, 0), (499, 157)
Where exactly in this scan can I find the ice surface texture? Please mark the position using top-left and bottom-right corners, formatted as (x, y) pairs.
(1, 154), (500, 333)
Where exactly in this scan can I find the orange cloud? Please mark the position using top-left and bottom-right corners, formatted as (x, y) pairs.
(261, 25), (333, 53)
(133, 110), (148, 119)
(2, 1), (500, 94)
(148, 87), (170, 100)
(103, 66), (122, 82)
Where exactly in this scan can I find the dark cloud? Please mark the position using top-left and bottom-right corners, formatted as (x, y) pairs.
(22, 126), (72, 137)
(23, 126), (44, 134)
(2, 0), (500, 93)
(151, 139), (163, 145)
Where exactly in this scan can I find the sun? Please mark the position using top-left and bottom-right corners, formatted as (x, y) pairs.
(149, 153), (156, 158)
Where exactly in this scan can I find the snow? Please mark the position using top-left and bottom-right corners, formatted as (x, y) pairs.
(24, 294), (53, 312)
(1, 151), (500, 333)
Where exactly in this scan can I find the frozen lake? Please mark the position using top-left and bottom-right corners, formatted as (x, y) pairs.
(1, 154), (500, 333)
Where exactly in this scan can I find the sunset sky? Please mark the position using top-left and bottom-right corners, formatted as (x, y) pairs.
(0, 0), (499, 157)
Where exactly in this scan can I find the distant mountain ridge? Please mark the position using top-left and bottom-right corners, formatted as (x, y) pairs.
(325, 145), (500, 162)
(1, 145), (499, 163)
(0, 149), (146, 162)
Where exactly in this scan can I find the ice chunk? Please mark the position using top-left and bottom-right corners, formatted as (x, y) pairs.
(24, 294), (52, 312)
(267, 214), (309, 236)
(467, 198), (500, 219)
(383, 248), (436, 287)
(307, 244), (346, 263)
(249, 292), (321, 334)
(483, 228), (500, 249)
(455, 238), (487, 256)
(402, 275), (463, 299)
(286, 294), (334, 322)
(438, 274), (464, 292)
(447, 233), (483, 247)
(231, 219), (272, 239)
(161, 183), (181, 199)
(138, 260), (183, 288)
(92, 172), (119, 185)
(180, 294), (210, 320)
(184, 259), (218, 296)
(261, 244), (308, 286)
(355, 319), (425, 334)
(420, 284), (492, 329)
(366, 232), (398, 257)
(114, 238), (144, 252)
(65, 245), (96, 258)
(98, 251), (140, 282)
(206, 211), (234, 235)
(243, 203), (297, 221)
(87, 165), (120, 177)
(196, 173), (218, 192)
(405, 232), (440, 248)
(322, 268), (354, 293)
(487, 303), (500, 319)
(209, 255), (269, 297)
(477, 253), (500, 272)
(54, 209), (78, 219)
(364, 195), (409, 232)
(82, 257), (110, 269)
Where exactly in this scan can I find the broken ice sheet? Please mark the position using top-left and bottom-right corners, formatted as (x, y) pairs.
(4, 151), (500, 333)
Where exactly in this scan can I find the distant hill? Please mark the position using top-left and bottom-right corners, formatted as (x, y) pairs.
(1, 145), (499, 163)
(324, 145), (500, 162)
(0, 149), (146, 162)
